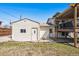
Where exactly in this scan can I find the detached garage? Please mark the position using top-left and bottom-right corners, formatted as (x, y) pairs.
(11, 18), (49, 42)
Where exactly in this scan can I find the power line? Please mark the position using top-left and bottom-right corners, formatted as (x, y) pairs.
(0, 9), (19, 19)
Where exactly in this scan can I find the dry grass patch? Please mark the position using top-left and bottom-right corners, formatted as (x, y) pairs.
(0, 41), (79, 56)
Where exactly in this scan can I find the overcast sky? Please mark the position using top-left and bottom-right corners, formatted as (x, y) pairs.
(0, 3), (69, 25)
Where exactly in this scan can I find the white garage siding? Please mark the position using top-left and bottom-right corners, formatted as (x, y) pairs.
(40, 24), (49, 40)
(11, 18), (51, 42)
(12, 19), (40, 42)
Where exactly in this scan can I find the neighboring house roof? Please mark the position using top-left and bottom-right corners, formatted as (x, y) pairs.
(47, 18), (52, 24)
(11, 18), (40, 24)
(47, 12), (61, 25)
(47, 18), (53, 25)
(53, 12), (61, 18)
(47, 18), (55, 25)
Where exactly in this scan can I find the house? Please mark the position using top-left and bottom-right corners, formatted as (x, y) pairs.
(47, 12), (61, 38)
(47, 18), (55, 38)
(54, 3), (79, 47)
(11, 18), (49, 42)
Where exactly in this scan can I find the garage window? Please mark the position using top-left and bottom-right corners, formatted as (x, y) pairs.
(20, 29), (26, 33)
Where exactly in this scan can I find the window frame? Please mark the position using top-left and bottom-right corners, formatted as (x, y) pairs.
(20, 29), (26, 33)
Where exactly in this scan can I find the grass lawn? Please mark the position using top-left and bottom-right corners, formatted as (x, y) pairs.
(0, 41), (79, 56)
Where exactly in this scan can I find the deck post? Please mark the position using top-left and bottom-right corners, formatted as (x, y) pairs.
(55, 20), (58, 39)
(55, 20), (56, 39)
(73, 6), (77, 47)
(56, 21), (58, 39)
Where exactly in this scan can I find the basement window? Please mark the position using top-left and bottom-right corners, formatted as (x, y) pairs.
(20, 29), (26, 33)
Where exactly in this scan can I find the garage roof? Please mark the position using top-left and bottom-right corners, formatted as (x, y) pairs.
(11, 18), (40, 24)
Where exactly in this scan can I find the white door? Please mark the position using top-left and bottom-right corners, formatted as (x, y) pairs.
(32, 28), (38, 41)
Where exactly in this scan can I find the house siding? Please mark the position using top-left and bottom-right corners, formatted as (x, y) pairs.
(12, 19), (40, 41)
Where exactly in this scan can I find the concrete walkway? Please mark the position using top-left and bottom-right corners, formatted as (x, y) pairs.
(0, 35), (11, 42)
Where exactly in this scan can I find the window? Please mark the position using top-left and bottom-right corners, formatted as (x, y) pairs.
(49, 29), (52, 33)
(61, 32), (68, 36)
(34, 30), (36, 34)
(20, 29), (26, 33)
(61, 32), (65, 36)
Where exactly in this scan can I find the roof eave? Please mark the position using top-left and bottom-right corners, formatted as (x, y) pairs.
(11, 18), (40, 24)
